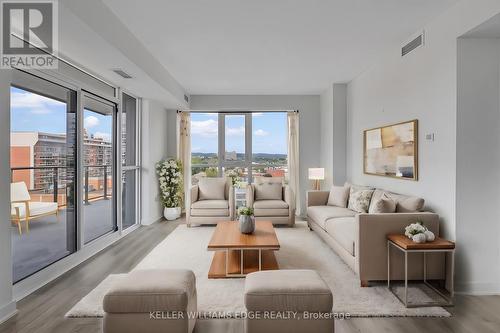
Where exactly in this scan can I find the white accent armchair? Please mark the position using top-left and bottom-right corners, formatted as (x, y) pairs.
(11, 181), (59, 235)
(187, 177), (235, 226)
(246, 177), (295, 226)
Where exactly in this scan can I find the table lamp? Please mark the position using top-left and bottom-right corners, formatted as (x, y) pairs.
(308, 168), (325, 190)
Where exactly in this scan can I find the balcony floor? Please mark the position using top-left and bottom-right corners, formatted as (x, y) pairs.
(12, 199), (114, 283)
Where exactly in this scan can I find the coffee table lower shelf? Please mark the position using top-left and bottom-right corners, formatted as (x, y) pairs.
(208, 249), (278, 279)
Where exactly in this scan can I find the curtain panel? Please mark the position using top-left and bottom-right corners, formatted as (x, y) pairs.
(177, 112), (191, 210)
(287, 111), (300, 216)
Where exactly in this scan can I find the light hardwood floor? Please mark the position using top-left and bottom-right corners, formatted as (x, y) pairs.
(1, 218), (499, 333)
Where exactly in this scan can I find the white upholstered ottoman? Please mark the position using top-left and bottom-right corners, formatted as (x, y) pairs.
(103, 269), (197, 333)
(244, 269), (334, 333)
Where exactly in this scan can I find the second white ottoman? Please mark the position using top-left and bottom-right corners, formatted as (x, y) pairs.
(244, 269), (334, 333)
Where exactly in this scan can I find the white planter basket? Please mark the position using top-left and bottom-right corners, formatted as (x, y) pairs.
(163, 207), (181, 221)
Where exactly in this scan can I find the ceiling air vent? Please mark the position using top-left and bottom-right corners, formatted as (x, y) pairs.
(184, 94), (189, 103)
(402, 32), (424, 57)
(112, 68), (133, 79)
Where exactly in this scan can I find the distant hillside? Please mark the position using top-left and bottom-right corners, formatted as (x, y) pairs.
(192, 152), (286, 159)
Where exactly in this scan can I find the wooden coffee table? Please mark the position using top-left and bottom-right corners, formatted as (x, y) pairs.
(207, 221), (280, 278)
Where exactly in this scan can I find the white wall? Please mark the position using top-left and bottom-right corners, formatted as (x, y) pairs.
(345, 0), (500, 293)
(456, 38), (500, 294)
(320, 86), (334, 189)
(190, 95), (321, 215)
(166, 110), (178, 158)
(320, 84), (347, 188)
(141, 99), (169, 225)
(0, 70), (17, 322)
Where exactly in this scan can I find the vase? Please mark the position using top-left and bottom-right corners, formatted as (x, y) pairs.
(164, 207), (181, 221)
(239, 215), (255, 234)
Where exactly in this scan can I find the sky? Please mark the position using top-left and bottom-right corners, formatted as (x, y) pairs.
(11, 86), (286, 153)
(10, 86), (112, 141)
(191, 112), (287, 155)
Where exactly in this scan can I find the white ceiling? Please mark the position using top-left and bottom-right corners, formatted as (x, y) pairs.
(462, 12), (500, 38)
(102, 0), (457, 95)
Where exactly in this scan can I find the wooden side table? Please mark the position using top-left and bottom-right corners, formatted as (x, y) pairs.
(387, 234), (455, 308)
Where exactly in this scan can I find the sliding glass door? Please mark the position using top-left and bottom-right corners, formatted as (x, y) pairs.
(10, 70), (77, 283)
(10, 69), (141, 283)
(121, 93), (140, 230)
(82, 93), (117, 244)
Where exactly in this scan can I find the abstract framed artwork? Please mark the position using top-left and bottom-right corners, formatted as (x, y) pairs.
(363, 119), (418, 180)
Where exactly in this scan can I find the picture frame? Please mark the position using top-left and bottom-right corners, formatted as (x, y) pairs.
(363, 119), (418, 181)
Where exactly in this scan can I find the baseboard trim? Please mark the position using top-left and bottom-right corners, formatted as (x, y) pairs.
(0, 301), (17, 325)
(141, 215), (163, 225)
(455, 281), (500, 295)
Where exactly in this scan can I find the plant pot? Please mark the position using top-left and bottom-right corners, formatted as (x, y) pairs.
(239, 215), (255, 234)
(164, 207), (181, 221)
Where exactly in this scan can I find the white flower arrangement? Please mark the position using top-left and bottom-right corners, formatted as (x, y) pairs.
(156, 158), (183, 208)
(225, 169), (240, 186)
(404, 220), (435, 243)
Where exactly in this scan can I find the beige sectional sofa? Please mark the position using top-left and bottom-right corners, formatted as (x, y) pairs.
(307, 185), (445, 286)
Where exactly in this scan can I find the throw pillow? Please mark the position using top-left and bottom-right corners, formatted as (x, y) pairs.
(327, 185), (350, 207)
(347, 187), (374, 213)
(368, 193), (396, 213)
(198, 177), (226, 200)
(255, 181), (282, 200)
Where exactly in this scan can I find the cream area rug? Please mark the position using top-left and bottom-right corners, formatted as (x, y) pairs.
(66, 222), (449, 318)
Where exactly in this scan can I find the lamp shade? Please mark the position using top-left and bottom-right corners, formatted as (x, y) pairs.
(308, 168), (325, 180)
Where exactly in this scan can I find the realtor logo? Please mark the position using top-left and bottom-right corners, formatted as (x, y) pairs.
(1, 0), (58, 68)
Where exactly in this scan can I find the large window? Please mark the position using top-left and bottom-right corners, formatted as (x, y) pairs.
(190, 112), (288, 208)
(252, 112), (288, 180)
(191, 113), (219, 182)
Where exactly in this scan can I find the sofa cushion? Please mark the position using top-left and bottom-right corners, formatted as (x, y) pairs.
(369, 189), (424, 213)
(368, 193), (396, 213)
(307, 206), (356, 230)
(103, 269), (196, 313)
(347, 187), (374, 213)
(327, 185), (350, 208)
(191, 200), (228, 209)
(198, 177), (226, 200)
(190, 208), (229, 216)
(254, 181), (282, 200)
(391, 193), (425, 212)
(253, 200), (289, 209)
(244, 270), (333, 312)
(325, 217), (356, 256)
(254, 208), (289, 217)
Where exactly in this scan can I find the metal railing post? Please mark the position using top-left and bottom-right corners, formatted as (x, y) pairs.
(53, 167), (58, 204)
(84, 167), (90, 205)
(103, 166), (108, 200)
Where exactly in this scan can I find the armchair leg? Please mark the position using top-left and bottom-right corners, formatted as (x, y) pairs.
(17, 221), (22, 235)
(25, 218), (30, 233)
(360, 280), (369, 287)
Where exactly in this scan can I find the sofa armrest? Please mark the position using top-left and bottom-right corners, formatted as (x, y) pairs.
(356, 212), (440, 282)
(283, 186), (295, 210)
(306, 191), (329, 207)
(190, 185), (199, 206)
(229, 185), (235, 220)
(246, 184), (254, 207)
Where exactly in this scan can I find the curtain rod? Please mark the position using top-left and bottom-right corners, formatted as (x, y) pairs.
(177, 109), (298, 114)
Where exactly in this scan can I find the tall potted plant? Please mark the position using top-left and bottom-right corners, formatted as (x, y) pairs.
(156, 158), (183, 220)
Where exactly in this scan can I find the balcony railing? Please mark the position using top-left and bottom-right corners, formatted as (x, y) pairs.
(10, 165), (112, 206)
